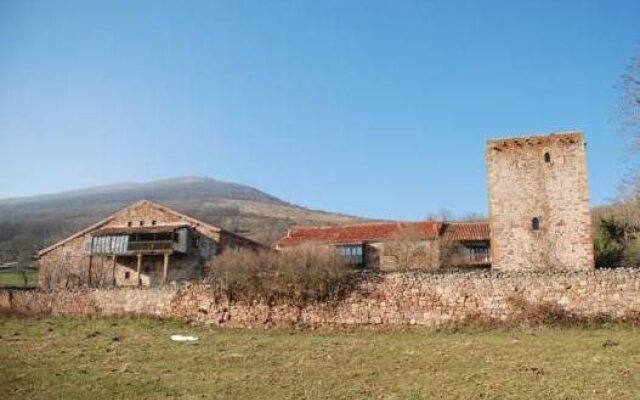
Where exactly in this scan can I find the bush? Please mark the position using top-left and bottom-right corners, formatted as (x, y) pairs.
(594, 218), (626, 268)
(208, 245), (356, 305)
(594, 217), (640, 268)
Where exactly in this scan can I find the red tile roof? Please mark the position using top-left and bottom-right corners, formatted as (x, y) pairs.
(277, 221), (490, 247)
(278, 221), (443, 247)
(441, 222), (490, 241)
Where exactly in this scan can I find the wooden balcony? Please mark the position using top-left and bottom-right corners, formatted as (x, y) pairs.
(127, 241), (176, 252)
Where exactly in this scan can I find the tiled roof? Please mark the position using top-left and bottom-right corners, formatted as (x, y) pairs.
(441, 222), (490, 241)
(277, 221), (490, 247)
(277, 221), (443, 247)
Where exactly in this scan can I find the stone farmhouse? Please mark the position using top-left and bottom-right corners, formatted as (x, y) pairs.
(36, 131), (595, 286)
(37, 200), (263, 288)
(277, 221), (490, 270)
(279, 131), (594, 272)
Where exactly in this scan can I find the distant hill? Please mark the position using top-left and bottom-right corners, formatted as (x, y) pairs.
(0, 177), (365, 263)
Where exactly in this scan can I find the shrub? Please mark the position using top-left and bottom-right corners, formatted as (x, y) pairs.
(594, 217), (640, 268)
(208, 245), (356, 305)
(594, 218), (626, 268)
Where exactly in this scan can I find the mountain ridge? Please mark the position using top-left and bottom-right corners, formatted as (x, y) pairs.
(0, 176), (288, 207)
(0, 176), (365, 262)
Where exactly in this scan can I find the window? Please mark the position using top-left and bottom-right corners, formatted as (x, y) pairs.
(139, 220), (144, 227)
(469, 246), (489, 263)
(336, 244), (364, 264)
(151, 220), (157, 226)
(192, 236), (200, 248)
(544, 152), (551, 163)
(155, 232), (172, 241)
(127, 221), (132, 227)
(124, 272), (131, 280)
(532, 217), (540, 231)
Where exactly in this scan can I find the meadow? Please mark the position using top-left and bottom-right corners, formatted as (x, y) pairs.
(1, 317), (639, 399)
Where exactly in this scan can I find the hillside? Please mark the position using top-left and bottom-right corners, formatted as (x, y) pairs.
(0, 177), (364, 263)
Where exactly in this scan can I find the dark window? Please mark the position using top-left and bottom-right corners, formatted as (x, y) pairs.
(155, 232), (172, 241)
(192, 236), (200, 248)
(151, 220), (157, 226)
(532, 217), (540, 231)
(336, 244), (363, 264)
(138, 233), (154, 241)
(127, 221), (132, 227)
(139, 220), (144, 227)
(124, 272), (131, 280)
(544, 152), (551, 163)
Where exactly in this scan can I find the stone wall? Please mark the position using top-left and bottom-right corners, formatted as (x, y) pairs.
(3, 270), (640, 327)
(487, 132), (594, 272)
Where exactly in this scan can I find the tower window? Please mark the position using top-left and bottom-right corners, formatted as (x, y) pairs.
(124, 272), (131, 280)
(139, 220), (144, 226)
(127, 221), (132, 227)
(151, 220), (157, 226)
(531, 217), (540, 231)
(544, 152), (551, 163)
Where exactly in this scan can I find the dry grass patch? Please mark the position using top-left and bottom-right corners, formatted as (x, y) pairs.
(2, 317), (640, 399)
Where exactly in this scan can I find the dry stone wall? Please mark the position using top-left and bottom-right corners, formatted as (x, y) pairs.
(3, 270), (640, 327)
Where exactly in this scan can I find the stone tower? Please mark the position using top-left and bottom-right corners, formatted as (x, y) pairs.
(486, 132), (594, 271)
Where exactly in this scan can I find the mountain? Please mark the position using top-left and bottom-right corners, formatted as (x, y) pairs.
(0, 177), (365, 263)
(0, 177), (286, 207)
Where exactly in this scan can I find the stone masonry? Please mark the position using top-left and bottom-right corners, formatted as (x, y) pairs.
(3, 270), (640, 327)
(487, 132), (594, 271)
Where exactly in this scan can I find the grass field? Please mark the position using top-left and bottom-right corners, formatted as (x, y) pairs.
(1, 317), (639, 399)
(0, 269), (38, 287)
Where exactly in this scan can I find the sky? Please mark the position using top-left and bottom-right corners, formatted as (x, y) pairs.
(0, 0), (639, 220)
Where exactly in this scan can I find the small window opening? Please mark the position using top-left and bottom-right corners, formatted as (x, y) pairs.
(124, 271), (131, 280)
(544, 152), (551, 163)
(139, 220), (144, 227)
(192, 236), (200, 248)
(532, 217), (540, 231)
(127, 221), (132, 227)
(151, 220), (157, 226)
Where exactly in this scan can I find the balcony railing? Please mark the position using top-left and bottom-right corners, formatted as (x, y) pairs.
(127, 241), (176, 252)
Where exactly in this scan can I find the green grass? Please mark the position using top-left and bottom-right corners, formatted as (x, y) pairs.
(0, 270), (38, 287)
(1, 317), (639, 399)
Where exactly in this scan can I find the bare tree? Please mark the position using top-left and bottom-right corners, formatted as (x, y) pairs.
(383, 225), (439, 271)
(617, 54), (640, 201)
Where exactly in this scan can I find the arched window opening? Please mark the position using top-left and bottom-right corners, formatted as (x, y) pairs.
(532, 217), (540, 231)
(544, 152), (551, 163)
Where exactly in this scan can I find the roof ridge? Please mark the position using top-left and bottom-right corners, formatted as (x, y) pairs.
(291, 220), (442, 231)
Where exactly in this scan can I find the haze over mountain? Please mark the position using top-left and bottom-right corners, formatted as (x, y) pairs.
(0, 177), (287, 207)
(0, 177), (364, 262)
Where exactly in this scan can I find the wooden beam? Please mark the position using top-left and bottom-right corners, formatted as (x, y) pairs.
(162, 253), (170, 285)
(88, 255), (93, 287)
(111, 255), (117, 287)
(136, 254), (142, 287)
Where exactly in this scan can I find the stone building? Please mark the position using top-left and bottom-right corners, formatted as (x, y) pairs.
(276, 221), (490, 271)
(486, 131), (594, 271)
(37, 200), (263, 288)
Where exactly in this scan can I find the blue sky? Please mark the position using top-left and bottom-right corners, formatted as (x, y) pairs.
(0, 0), (638, 220)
